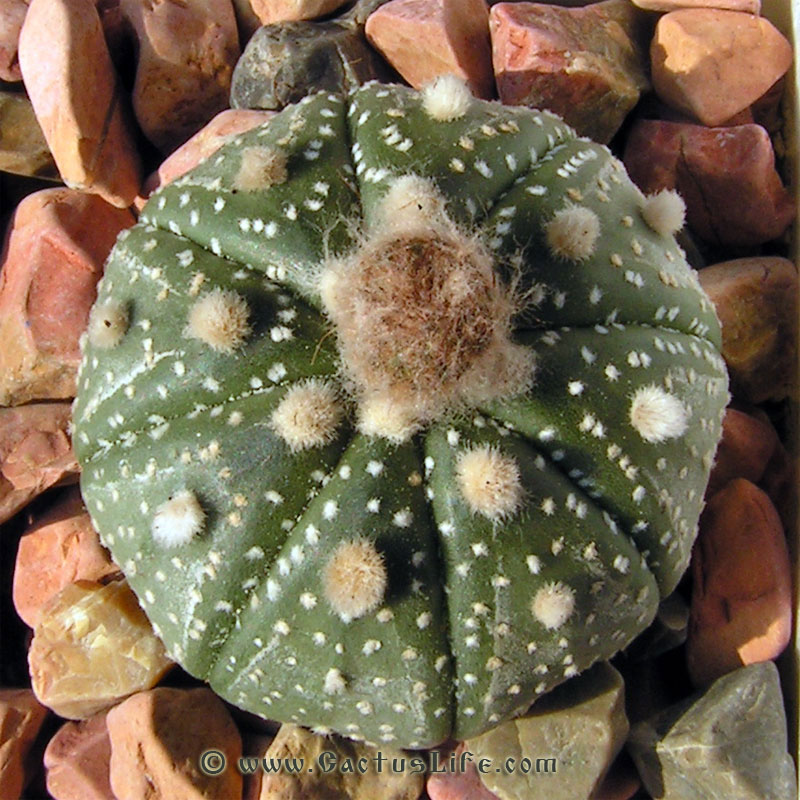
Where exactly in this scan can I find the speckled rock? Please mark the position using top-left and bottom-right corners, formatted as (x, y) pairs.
(258, 723), (425, 800)
(0, 0), (28, 81)
(490, 0), (651, 143)
(13, 486), (118, 628)
(44, 712), (115, 800)
(627, 661), (797, 799)
(0, 187), (135, 406)
(106, 687), (242, 800)
(365, 0), (494, 99)
(0, 92), (58, 180)
(0, 689), (49, 800)
(141, 108), (276, 200)
(707, 407), (779, 495)
(686, 479), (792, 687)
(623, 120), (795, 247)
(465, 663), (629, 800)
(0, 403), (78, 525)
(17, 0), (141, 206)
(230, 16), (395, 110)
(698, 257), (798, 403)
(651, 9), (792, 126)
(120, 0), (240, 154)
(28, 580), (173, 719)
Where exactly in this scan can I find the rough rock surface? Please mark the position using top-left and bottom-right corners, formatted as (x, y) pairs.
(0, 91), (58, 179)
(0, 0), (29, 81)
(44, 712), (115, 800)
(0, 187), (135, 406)
(490, 0), (651, 143)
(13, 486), (118, 628)
(698, 257), (798, 403)
(624, 120), (795, 247)
(28, 580), (173, 720)
(106, 687), (242, 800)
(365, 0), (495, 99)
(0, 403), (78, 525)
(120, 0), (241, 154)
(687, 478), (792, 687)
(651, 8), (792, 126)
(0, 689), (49, 800)
(17, 0), (141, 206)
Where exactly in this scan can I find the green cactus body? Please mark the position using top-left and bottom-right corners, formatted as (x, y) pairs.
(73, 80), (728, 749)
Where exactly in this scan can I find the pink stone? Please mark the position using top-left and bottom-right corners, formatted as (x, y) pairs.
(687, 479), (793, 687)
(697, 257), (798, 403)
(365, 0), (495, 100)
(623, 120), (795, 247)
(18, 0), (141, 207)
(0, 187), (135, 406)
(706, 408), (779, 496)
(120, 0), (240, 154)
(490, 0), (650, 143)
(13, 486), (118, 628)
(651, 9), (792, 126)
(44, 712), (115, 800)
(0, 0), (28, 81)
(106, 688), (242, 800)
(140, 108), (275, 203)
(0, 403), (78, 525)
(0, 689), (49, 800)
(247, 0), (348, 24)
(427, 742), (500, 800)
(632, 0), (759, 12)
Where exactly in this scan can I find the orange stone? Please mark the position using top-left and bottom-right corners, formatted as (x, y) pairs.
(13, 486), (119, 628)
(687, 479), (793, 687)
(651, 9), (793, 126)
(0, 689), (49, 800)
(366, 0), (495, 99)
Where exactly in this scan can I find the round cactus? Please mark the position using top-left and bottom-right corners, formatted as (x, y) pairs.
(73, 78), (728, 749)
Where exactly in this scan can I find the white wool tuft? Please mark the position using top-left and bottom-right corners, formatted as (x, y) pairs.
(375, 174), (448, 236)
(271, 379), (344, 451)
(545, 206), (601, 261)
(323, 538), (387, 621)
(456, 445), (523, 520)
(233, 146), (288, 192)
(531, 581), (576, 630)
(629, 384), (689, 443)
(324, 668), (347, 695)
(641, 189), (686, 237)
(87, 299), (129, 349)
(151, 490), (206, 547)
(357, 391), (422, 444)
(185, 288), (251, 353)
(421, 74), (473, 122)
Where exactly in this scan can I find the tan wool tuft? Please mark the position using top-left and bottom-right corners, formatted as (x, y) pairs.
(233, 146), (288, 192)
(545, 206), (601, 261)
(87, 299), (128, 349)
(151, 490), (205, 548)
(271, 379), (344, 452)
(629, 384), (689, 443)
(323, 538), (387, 621)
(531, 581), (576, 630)
(421, 74), (473, 122)
(185, 288), (251, 353)
(356, 390), (422, 444)
(641, 189), (686, 237)
(456, 445), (523, 520)
(374, 175), (449, 237)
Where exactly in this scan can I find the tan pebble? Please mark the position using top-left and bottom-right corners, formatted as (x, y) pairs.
(0, 689), (49, 800)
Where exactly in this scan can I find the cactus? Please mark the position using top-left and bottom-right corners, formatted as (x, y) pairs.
(73, 77), (728, 749)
